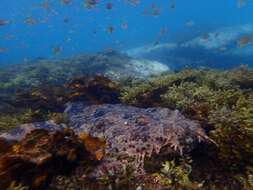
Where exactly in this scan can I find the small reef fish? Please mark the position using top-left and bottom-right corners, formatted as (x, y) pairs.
(32, 0), (50, 11)
(201, 33), (210, 41)
(214, 32), (220, 38)
(0, 19), (9, 26)
(0, 48), (7, 53)
(92, 29), (97, 35)
(24, 17), (37, 25)
(120, 21), (128, 30)
(143, 3), (160, 17)
(218, 47), (227, 52)
(153, 40), (160, 46)
(150, 3), (160, 16)
(63, 17), (69, 23)
(126, 0), (140, 6)
(169, 0), (176, 10)
(185, 20), (195, 27)
(237, 0), (246, 8)
(52, 45), (62, 55)
(159, 27), (168, 36)
(153, 27), (167, 46)
(41, 0), (50, 9)
(106, 2), (113, 10)
(34, 0), (50, 10)
(106, 26), (114, 33)
(84, 0), (99, 9)
(238, 35), (252, 47)
(61, 0), (71, 5)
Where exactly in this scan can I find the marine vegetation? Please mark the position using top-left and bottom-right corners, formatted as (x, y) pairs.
(121, 65), (253, 189)
(152, 159), (200, 190)
(0, 66), (252, 189)
(0, 75), (120, 132)
(0, 128), (106, 189)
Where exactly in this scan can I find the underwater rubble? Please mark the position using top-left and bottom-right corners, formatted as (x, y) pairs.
(0, 64), (252, 189)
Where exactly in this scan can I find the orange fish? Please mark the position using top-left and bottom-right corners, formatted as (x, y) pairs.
(0, 19), (9, 26)
(84, 0), (99, 9)
(79, 132), (106, 161)
(106, 26), (114, 33)
(24, 16), (37, 25)
(238, 35), (252, 47)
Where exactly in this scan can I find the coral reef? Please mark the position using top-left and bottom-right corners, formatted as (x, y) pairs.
(0, 65), (253, 189)
(0, 51), (168, 97)
(0, 75), (120, 132)
(0, 103), (208, 189)
(0, 128), (105, 189)
(121, 66), (253, 189)
(67, 75), (120, 103)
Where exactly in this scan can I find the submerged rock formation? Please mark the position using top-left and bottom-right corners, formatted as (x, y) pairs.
(0, 50), (169, 95)
(126, 24), (253, 70)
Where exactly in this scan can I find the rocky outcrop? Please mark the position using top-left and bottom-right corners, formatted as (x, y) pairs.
(0, 51), (169, 94)
(126, 24), (253, 70)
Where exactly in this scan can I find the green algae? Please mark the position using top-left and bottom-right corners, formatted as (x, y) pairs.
(153, 159), (200, 190)
(0, 65), (253, 189)
(0, 110), (68, 132)
(121, 66), (253, 189)
(6, 182), (29, 190)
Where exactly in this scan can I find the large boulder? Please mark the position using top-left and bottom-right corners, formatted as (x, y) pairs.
(126, 24), (253, 70)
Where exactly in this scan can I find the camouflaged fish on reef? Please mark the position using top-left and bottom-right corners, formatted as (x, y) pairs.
(0, 103), (210, 177)
(65, 103), (210, 176)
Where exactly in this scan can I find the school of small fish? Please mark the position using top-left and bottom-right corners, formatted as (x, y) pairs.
(0, 1), (252, 56)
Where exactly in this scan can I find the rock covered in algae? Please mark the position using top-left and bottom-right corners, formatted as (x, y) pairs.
(0, 50), (169, 96)
(10, 75), (120, 114)
(66, 75), (120, 104)
(65, 103), (209, 176)
(0, 121), (66, 142)
(0, 127), (105, 189)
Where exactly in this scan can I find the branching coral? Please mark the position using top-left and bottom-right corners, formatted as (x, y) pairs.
(153, 159), (200, 190)
(121, 66), (253, 189)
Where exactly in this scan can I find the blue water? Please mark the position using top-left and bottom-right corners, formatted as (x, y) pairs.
(0, 0), (253, 65)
